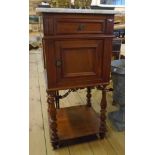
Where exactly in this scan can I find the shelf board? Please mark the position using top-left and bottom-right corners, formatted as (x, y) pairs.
(55, 105), (100, 142)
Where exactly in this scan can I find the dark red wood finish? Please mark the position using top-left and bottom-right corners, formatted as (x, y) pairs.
(42, 12), (114, 149)
(42, 13), (114, 90)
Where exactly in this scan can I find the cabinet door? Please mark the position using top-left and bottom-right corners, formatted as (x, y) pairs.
(55, 40), (104, 88)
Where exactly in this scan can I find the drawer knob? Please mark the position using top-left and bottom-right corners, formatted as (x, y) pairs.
(77, 24), (85, 31)
(55, 60), (62, 67)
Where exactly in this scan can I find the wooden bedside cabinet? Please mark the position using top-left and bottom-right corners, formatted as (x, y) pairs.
(37, 8), (116, 149)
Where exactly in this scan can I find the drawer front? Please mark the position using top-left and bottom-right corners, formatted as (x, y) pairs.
(43, 14), (114, 35)
(55, 18), (106, 34)
(43, 14), (114, 36)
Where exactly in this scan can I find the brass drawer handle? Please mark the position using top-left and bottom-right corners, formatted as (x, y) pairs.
(77, 24), (86, 31)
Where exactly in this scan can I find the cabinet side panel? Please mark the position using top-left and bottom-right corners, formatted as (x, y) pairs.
(44, 39), (57, 88)
(102, 38), (113, 83)
(42, 39), (46, 69)
(43, 14), (54, 36)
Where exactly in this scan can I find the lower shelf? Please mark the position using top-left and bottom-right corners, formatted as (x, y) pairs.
(55, 105), (100, 142)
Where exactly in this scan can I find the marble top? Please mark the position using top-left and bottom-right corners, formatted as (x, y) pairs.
(36, 8), (125, 15)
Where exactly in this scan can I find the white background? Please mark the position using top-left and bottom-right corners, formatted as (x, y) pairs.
(0, 0), (155, 154)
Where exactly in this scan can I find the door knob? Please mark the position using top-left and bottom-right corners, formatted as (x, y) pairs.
(55, 60), (62, 67)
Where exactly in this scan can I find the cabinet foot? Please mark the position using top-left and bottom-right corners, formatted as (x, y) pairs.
(52, 142), (59, 150)
(99, 132), (105, 139)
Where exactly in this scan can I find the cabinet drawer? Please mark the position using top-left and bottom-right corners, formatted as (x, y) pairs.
(43, 14), (114, 35)
(55, 18), (106, 34)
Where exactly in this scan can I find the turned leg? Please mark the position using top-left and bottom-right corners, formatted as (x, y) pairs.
(47, 91), (59, 149)
(86, 87), (92, 107)
(55, 91), (60, 109)
(99, 86), (107, 139)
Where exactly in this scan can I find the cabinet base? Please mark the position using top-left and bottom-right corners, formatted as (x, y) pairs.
(49, 105), (104, 148)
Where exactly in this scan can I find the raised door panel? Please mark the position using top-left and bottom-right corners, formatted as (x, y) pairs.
(55, 40), (104, 87)
(62, 47), (96, 77)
